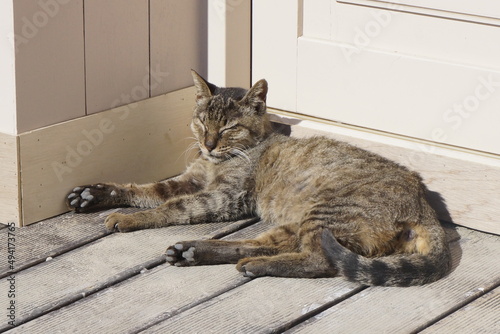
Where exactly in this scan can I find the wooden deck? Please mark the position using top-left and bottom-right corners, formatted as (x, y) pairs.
(1, 208), (499, 333)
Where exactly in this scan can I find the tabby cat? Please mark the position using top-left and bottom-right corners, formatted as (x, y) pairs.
(66, 70), (451, 286)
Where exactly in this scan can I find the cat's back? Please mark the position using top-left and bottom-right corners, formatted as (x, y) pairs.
(257, 134), (410, 180)
(254, 135), (424, 225)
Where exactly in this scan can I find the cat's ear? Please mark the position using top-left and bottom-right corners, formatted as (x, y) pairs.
(191, 70), (217, 102)
(240, 79), (268, 113)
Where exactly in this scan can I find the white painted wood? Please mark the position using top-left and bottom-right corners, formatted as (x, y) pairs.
(302, 0), (330, 40)
(0, 0), (17, 135)
(150, 0), (208, 96)
(322, 3), (500, 71)
(255, 1), (500, 153)
(13, 0), (86, 132)
(252, 0), (302, 111)
(270, 109), (500, 235)
(208, 0), (251, 88)
(18, 87), (196, 226)
(84, 0), (149, 114)
(296, 37), (500, 155)
(340, 0), (500, 25)
(0, 132), (20, 225)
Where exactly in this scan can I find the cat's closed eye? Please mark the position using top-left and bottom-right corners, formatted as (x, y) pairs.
(219, 123), (239, 135)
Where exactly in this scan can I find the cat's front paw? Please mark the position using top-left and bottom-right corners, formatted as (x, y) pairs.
(66, 184), (123, 213)
(165, 241), (198, 267)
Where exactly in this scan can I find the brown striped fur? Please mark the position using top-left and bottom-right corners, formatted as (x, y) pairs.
(65, 70), (451, 286)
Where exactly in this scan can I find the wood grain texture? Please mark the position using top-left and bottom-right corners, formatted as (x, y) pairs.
(421, 287), (500, 334)
(271, 110), (500, 235)
(145, 277), (362, 333)
(150, 0), (208, 95)
(5, 220), (264, 333)
(18, 87), (196, 226)
(13, 0), (86, 132)
(0, 132), (20, 225)
(84, 0), (149, 114)
(0, 208), (143, 277)
(1, 217), (498, 332)
(0, 222), (229, 332)
(287, 227), (500, 333)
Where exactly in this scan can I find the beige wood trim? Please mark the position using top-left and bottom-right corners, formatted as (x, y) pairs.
(0, 132), (21, 225)
(18, 87), (197, 226)
(270, 108), (500, 235)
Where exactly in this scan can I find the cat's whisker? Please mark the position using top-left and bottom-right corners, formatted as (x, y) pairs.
(230, 146), (251, 163)
(176, 140), (200, 165)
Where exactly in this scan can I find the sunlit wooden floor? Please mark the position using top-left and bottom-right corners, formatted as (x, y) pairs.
(1, 208), (499, 333)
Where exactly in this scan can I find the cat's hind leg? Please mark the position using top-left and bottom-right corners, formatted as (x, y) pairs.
(236, 222), (337, 278)
(166, 224), (300, 266)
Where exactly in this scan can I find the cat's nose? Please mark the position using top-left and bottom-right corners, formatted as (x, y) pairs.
(205, 139), (217, 152)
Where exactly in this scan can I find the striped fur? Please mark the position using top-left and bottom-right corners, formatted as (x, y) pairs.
(66, 70), (451, 286)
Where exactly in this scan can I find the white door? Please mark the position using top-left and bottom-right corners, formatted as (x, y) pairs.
(252, 0), (500, 156)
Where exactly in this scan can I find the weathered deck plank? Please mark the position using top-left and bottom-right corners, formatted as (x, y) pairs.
(3, 220), (264, 333)
(0, 202), (257, 280)
(7, 264), (249, 334)
(0, 221), (239, 331)
(0, 208), (152, 278)
(421, 287), (500, 333)
(286, 227), (500, 333)
(1, 211), (498, 333)
(143, 277), (362, 333)
(0, 210), (108, 277)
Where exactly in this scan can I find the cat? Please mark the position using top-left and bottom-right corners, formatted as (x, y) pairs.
(66, 70), (451, 287)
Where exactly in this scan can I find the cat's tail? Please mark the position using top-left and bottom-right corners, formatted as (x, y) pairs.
(320, 228), (451, 287)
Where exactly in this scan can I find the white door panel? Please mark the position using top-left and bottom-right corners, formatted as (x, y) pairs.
(253, 0), (500, 155)
(297, 37), (500, 155)
(340, 0), (500, 25)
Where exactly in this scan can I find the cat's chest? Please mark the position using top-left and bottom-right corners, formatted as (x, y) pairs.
(194, 157), (255, 190)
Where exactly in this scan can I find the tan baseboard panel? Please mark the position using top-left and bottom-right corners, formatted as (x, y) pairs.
(270, 109), (500, 235)
(17, 87), (196, 226)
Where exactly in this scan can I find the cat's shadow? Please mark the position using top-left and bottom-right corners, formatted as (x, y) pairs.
(271, 121), (292, 136)
(427, 190), (462, 276)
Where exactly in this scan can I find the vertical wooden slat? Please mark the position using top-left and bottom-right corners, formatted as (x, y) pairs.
(84, 0), (149, 114)
(13, 0), (86, 133)
(150, 0), (208, 96)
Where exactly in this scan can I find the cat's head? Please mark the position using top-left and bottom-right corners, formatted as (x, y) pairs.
(190, 70), (273, 163)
